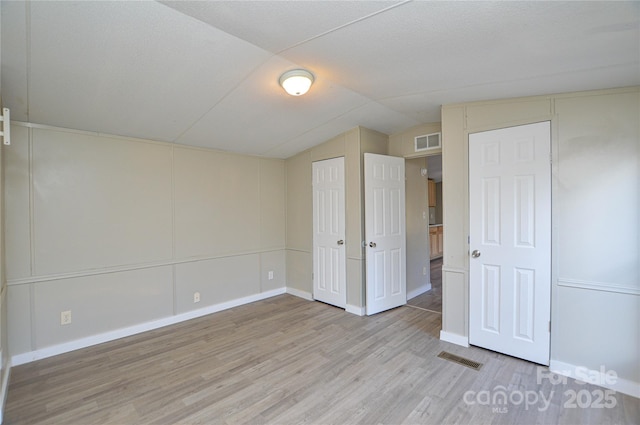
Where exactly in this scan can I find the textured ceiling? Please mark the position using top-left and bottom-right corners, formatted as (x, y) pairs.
(2, 1), (639, 159)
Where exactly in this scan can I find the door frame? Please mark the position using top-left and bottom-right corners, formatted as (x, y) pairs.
(467, 121), (552, 365)
(404, 154), (442, 301)
(435, 110), (560, 355)
(364, 153), (407, 315)
(312, 157), (347, 309)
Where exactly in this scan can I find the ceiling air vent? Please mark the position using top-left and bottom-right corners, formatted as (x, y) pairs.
(415, 132), (441, 152)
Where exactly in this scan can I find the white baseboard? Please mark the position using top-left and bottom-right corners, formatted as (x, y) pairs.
(550, 360), (640, 398)
(346, 304), (365, 316)
(0, 360), (11, 425)
(285, 288), (362, 315)
(407, 283), (432, 300)
(439, 330), (469, 347)
(285, 287), (313, 301)
(11, 288), (286, 367)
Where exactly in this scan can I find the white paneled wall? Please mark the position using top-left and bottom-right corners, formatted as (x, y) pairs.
(441, 87), (640, 396)
(175, 256), (260, 314)
(174, 148), (261, 259)
(5, 123), (286, 361)
(33, 267), (174, 348)
(32, 129), (174, 275)
(4, 125), (29, 281)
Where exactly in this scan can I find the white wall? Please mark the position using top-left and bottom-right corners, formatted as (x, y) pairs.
(551, 91), (639, 395)
(441, 87), (640, 395)
(5, 123), (286, 360)
(388, 124), (443, 302)
(284, 127), (387, 312)
(405, 157), (431, 299)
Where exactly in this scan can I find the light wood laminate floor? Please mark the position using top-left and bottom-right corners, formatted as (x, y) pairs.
(5, 294), (639, 424)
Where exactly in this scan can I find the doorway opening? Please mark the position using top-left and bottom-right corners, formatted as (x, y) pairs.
(407, 257), (442, 313)
(406, 154), (443, 314)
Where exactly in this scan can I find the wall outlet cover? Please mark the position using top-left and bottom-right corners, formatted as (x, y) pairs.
(60, 310), (72, 325)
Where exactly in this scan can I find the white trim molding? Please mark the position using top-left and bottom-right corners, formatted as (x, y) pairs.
(285, 287), (313, 301)
(550, 360), (640, 398)
(441, 266), (468, 274)
(0, 362), (11, 425)
(557, 278), (640, 296)
(440, 330), (469, 347)
(285, 287), (363, 315)
(407, 283), (432, 301)
(8, 249), (287, 287)
(11, 288), (285, 367)
(345, 304), (365, 316)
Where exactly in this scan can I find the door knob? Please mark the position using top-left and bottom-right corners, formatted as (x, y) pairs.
(471, 250), (481, 258)
(337, 240), (344, 245)
(369, 242), (377, 248)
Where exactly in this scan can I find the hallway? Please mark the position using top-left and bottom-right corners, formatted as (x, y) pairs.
(407, 258), (442, 313)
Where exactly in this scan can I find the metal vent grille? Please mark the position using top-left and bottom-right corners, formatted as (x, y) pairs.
(437, 351), (483, 371)
(415, 132), (441, 152)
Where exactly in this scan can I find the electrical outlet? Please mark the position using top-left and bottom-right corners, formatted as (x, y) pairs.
(423, 267), (427, 275)
(193, 292), (200, 303)
(60, 310), (72, 325)
(268, 271), (274, 280)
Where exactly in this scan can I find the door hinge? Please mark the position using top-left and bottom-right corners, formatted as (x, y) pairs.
(548, 321), (551, 332)
(312, 272), (314, 280)
(0, 107), (10, 145)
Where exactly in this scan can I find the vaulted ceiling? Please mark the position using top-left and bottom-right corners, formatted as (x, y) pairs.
(2, 1), (639, 159)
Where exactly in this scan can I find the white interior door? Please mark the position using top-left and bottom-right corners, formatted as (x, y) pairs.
(313, 157), (346, 308)
(469, 121), (551, 365)
(365, 153), (406, 315)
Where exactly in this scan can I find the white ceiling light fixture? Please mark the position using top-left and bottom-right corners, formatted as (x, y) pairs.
(279, 69), (314, 96)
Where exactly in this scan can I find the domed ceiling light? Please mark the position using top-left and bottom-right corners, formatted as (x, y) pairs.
(279, 69), (314, 96)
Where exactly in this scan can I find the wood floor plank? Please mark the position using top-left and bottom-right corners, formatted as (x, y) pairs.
(5, 294), (639, 424)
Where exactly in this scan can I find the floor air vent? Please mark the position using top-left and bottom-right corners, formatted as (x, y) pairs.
(437, 351), (483, 371)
